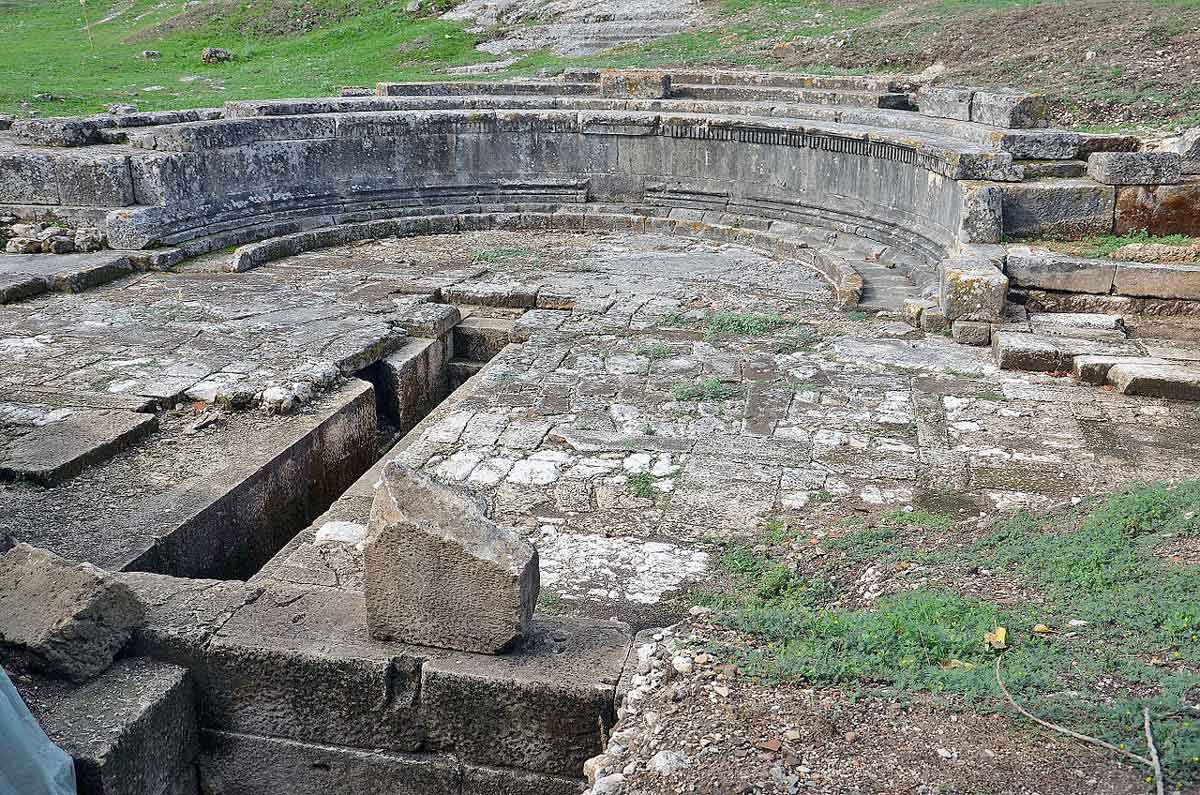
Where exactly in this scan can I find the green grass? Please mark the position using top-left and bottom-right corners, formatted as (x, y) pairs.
(628, 471), (657, 498)
(702, 481), (1200, 784)
(704, 310), (791, 340)
(1088, 229), (1194, 259)
(671, 378), (743, 402)
(635, 341), (674, 361)
(881, 508), (955, 531)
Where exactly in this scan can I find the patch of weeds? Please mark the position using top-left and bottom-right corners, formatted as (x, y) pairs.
(628, 471), (657, 499)
(808, 489), (834, 504)
(641, 423), (658, 436)
(844, 310), (868, 322)
(825, 526), (900, 562)
(976, 390), (1006, 402)
(705, 310), (790, 339)
(470, 246), (535, 263)
(537, 589), (565, 614)
(636, 341), (673, 360)
(672, 378), (742, 402)
(1088, 229), (1193, 259)
(762, 517), (803, 545)
(881, 508), (955, 531)
(658, 309), (693, 327)
(702, 543), (837, 613)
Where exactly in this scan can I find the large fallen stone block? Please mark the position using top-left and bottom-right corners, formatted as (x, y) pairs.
(1087, 152), (1182, 186)
(0, 544), (143, 681)
(1112, 261), (1200, 301)
(920, 86), (973, 121)
(364, 462), (539, 653)
(999, 180), (1115, 239)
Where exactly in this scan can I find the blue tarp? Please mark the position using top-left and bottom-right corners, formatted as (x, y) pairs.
(0, 665), (76, 795)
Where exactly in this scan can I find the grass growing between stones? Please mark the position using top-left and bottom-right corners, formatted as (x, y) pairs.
(469, 246), (537, 263)
(701, 481), (1200, 785)
(671, 378), (743, 402)
(1088, 230), (1195, 259)
(704, 310), (791, 340)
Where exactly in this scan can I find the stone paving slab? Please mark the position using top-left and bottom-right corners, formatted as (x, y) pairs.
(0, 403), (157, 485)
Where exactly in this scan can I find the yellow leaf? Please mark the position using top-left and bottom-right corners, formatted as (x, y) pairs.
(940, 658), (976, 671)
(1032, 623), (1051, 635)
(985, 626), (1008, 650)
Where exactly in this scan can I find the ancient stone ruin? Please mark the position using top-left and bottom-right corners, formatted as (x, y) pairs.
(1, 69), (1199, 794)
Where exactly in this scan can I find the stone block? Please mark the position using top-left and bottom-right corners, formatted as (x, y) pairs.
(919, 304), (948, 333)
(364, 462), (539, 654)
(920, 86), (973, 121)
(21, 659), (199, 795)
(377, 337), (453, 433)
(0, 544), (144, 681)
(1114, 181), (1200, 237)
(0, 150), (59, 204)
(951, 320), (991, 346)
(454, 316), (515, 361)
(55, 154), (135, 207)
(940, 258), (1008, 322)
(1087, 152), (1182, 186)
(1107, 363), (1200, 401)
(1073, 355), (1167, 385)
(0, 406), (157, 485)
(971, 89), (1049, 129)
(1004, 246), (1116, 294)
(391, 301), (460, 339)
(1112, 261), (1200, 300)
(903, 298), (937, 329)
(999, 180), (1115, 239)
(958, 182), (1003, 243)
(599, 70), (671, 100)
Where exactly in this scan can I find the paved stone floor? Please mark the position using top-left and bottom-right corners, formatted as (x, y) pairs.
(5, 229), (1200, 627)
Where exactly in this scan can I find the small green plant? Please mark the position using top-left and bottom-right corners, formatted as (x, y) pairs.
(844, 310), (868, 322)
(880, 508), (955, 531)
(470, 247), (535, 263)
(705, 310), (790, 339)
(672, 378), (742, 402)
(628, 471), (657, 499)
(762, 517), (803, 545)
(1088, 229), (1193, 259)
(777, 326), (822, 354)
(636, 341), (673, 360)
(658, 310), (692, 327)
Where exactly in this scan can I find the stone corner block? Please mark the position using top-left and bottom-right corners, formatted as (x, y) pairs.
(970, 89), (1050, 129)
(0, 544), (144, 681)
(957, 182), (1003, 244)
(939, 258), (1008, 322)
(1087, 152), (1182, 186)
(598, 70), (671, 100)
(364, 462), (539, 654)
(951, 319), (992, 347)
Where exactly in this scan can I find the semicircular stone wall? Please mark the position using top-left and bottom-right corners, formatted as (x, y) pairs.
(111, 109), (973, 273)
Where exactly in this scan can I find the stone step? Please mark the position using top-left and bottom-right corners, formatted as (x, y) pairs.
(1028, 312), (1127, 342)
(1018, 159), (1088, 179)
(1006, 245), (1200, 300)
(1107, 362), (1200, 400)
(991, 330), (1127, 373)
(0, 404), (158, 486)
(561, 69), (897, 92)
(670, 84), (912, 109)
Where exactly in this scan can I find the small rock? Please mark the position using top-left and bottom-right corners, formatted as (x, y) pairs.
(140, 50), (161, 59)
(74, 227), (105, 253)
(649, 750), (692, 775)
(201, 46), (233, 64)
(105, 103), (138, 115)
(671, 655), (694, 674)
(42, 236), (74, 255)
(5, 237), (40, 254)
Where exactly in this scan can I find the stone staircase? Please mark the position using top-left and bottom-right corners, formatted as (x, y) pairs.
(992, 313), (1200, 400)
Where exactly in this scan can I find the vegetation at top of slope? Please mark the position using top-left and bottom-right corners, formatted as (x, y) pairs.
(698, 481), (1200, 785)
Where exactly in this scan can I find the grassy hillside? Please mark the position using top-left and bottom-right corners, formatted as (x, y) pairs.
(0, 0), (1197, 132)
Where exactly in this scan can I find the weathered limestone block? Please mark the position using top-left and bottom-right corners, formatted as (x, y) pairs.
(364, 462), (539, 653)
(971, 89), (1049, 129)
(920, 86), (973, 121)
(958, 182), (1003, 243)
(1114, 181), (1200, 237)
(951, 319), (992, 346)
(55, 153), (135, 207)
(599, 70), (671, 99)
(940, 256), (1008, 322)
(1112, 261), (1200, 300)
(1087, 152), (1182, 186)
(0, 150), (59, 204)
(1149, 128), (1200, 175)
(1107, 362), (1200, 400)
(21, 659), (199, 795)
(1073, 355), (1167, 385)
(0, 544), (144, 681)
(999, 180), (1115, 239)
(1004, 246), (1117, 294)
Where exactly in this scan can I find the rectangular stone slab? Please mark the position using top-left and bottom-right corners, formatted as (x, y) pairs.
(1107, 363), (1200, 401)
(18, 659), (198, 795)
(0, 407), (157, 486)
